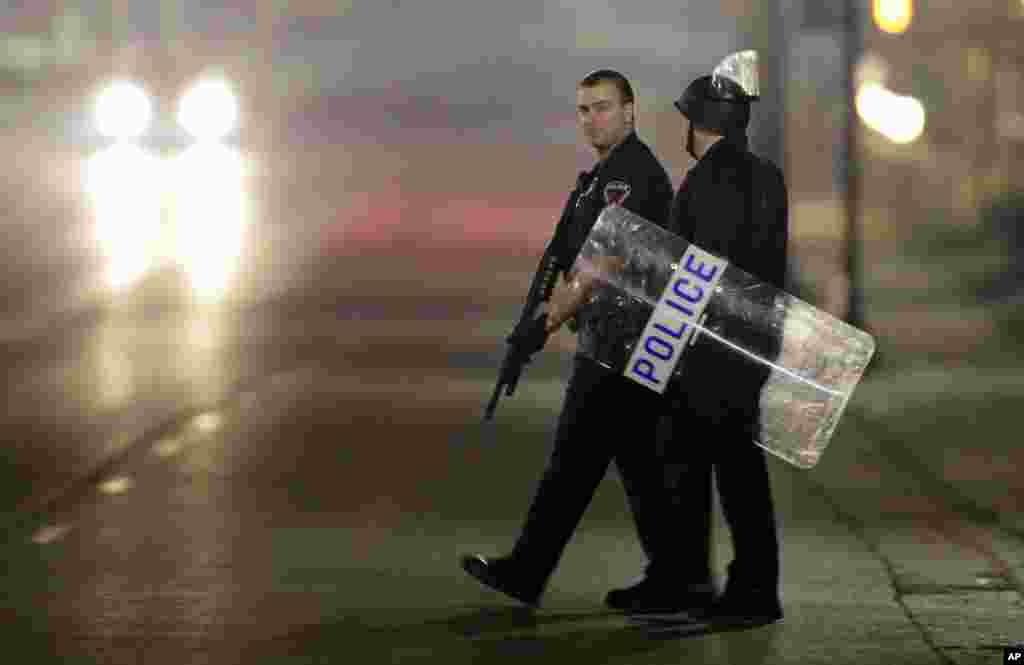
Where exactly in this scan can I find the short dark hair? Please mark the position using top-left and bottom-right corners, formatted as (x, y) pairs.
(578, 69), (635, 105)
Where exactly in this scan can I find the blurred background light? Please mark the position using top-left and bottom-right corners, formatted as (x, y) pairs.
(98, 476), (135, 495)
(153, 437), (184, 458)
(93, 80), (153, 140)
(191, 412), (224, 434)
(872, 0), (913, 35)
(83, 143), (165, 290)
(855, 52), (890, 87)
(168, 142), (248, 301)
(31, 524), (72, 545)
(855, 82), (926, 144)
(177, 77), (239, 141)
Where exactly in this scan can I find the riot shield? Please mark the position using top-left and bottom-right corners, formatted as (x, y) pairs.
(571, 206), (875, 468)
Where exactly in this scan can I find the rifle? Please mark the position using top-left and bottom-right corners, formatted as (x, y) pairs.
(482, 172), (589, 422)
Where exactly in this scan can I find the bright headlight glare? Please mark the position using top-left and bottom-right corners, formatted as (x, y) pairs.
(84, 143), (164, 290)
(93, 81), (153, 140)
(177, 78), (239, 140)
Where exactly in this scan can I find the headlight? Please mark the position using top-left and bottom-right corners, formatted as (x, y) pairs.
(177, 77), (239, 141)
(93, 80), (153, 140)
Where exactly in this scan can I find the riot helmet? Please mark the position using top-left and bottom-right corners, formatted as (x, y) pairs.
(675, 50), (760, 158)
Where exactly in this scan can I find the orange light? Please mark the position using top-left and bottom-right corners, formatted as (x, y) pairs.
(872, 0), (913, 34)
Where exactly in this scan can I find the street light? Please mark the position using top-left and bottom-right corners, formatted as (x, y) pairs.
(855, 82), (926, 144)
(872, 0), (913, 34)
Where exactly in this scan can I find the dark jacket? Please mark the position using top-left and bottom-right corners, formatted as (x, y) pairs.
(667, 136), (789, 422)
(564, 130), (674, 268)
(564, 130), (675, 364)
(669, 137), (787, 288)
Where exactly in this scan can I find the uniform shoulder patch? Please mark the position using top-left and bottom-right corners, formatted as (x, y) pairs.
(603, 180), (631, 206)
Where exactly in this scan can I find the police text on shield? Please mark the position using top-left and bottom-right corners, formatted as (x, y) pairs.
(624, 244), (728, 394)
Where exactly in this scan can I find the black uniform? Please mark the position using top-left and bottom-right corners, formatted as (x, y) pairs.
(660, 134), (788, 592)
(505, 130), (675, 596)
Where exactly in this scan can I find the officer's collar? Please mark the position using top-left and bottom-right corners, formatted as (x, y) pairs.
(698, 133), (746, 162)
(711, 133), (748, 156)
(695, 135), (724, 161)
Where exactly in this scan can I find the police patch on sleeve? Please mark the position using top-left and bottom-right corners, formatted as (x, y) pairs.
(603, 180), (631, 206)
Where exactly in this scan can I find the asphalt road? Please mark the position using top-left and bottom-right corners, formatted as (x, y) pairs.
(1, 261), (1023, 664)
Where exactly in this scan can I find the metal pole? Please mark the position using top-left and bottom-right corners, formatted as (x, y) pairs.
(843, 0), (865, 328)
(748, 0), (787, 169)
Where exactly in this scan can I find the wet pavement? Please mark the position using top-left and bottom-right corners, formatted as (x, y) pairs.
(2, 266), (1023, 664)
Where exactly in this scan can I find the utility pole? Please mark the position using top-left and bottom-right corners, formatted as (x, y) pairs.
(744, 0), (787, 171)
(843, 0), (865, 328)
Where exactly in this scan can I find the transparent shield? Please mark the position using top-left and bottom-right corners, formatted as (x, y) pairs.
(572, 206), (875, 468)
(712, 49), (760, 99)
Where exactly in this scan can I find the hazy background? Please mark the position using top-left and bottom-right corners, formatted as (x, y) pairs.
(1, 1), (1020, 342)
(1, 0), (1022, 499)
(1, 3), (1024, 661)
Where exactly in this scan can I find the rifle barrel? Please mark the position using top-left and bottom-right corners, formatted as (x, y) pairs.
(483, 381), (503, 421)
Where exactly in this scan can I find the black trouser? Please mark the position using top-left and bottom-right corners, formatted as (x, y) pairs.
(509, 354), (671, 589)
(661, 373), (780, 590)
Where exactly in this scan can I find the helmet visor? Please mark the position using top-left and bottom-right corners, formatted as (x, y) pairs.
(711, 50), (760, 100)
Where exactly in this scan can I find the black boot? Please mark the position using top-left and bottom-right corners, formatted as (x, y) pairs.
(697, 567), (782, 626)
(460, 554), (544, 607)
(605, 577), (716, 614)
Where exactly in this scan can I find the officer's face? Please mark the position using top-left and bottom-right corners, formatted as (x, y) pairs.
(576, 82), (632, 153)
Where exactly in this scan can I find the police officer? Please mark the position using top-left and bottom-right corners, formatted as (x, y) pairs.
(656, 51), (789, 625)
(460, 69), (676, 607)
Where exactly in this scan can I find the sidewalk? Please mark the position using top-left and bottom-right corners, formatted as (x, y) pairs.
(776, 366), (1024, 664)
(451, 357), (1024, 664)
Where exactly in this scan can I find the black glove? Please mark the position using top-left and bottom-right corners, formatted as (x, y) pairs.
(507, 313), (550, 357)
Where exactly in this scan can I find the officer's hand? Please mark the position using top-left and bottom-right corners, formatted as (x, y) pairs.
(545, 257), (625, 333)
(546, 273), (587, 333)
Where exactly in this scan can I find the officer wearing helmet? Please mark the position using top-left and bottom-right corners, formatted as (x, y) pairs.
(605, 52), (789, 625)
